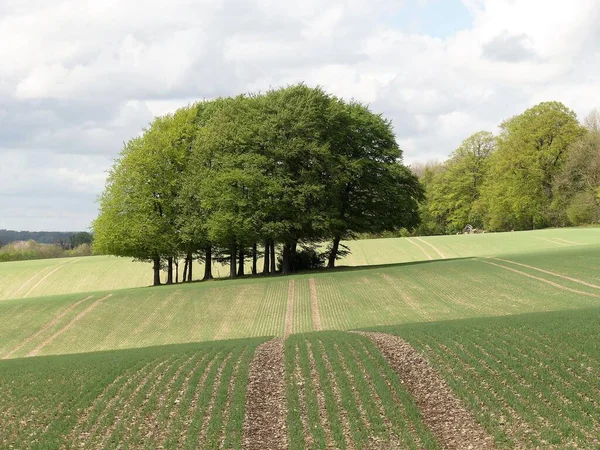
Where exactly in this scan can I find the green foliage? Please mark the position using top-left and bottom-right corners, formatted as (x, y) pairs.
(0, 240), (92, 262)
(94, 85), (420, 278)
(477, 102), (584, 231)
(421, 132), (495, 234)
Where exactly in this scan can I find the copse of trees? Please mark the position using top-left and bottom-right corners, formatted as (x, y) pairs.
(417, 102), (599, 234)
(93, 85), (423, 285)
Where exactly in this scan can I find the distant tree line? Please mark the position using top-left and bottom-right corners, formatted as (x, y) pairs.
(415, 102), (600, 235)
(0, 232), (94, 262)
(93, 85), (422, 285)
(0, 230), (92, 247)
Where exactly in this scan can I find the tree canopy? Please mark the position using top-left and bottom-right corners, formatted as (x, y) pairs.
(93, 85), (422, 283)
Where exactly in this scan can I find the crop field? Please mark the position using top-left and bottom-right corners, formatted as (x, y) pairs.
(284, 331), (440, 449)
(2, 227), (600, 301)
(4, 246), (600, 358)
(0, 337), (266, 449)
(370, 306), (600, 449)
(3, 229), (600, 448)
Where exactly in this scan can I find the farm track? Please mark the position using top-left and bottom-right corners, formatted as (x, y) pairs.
(406, 238), (433, 260)
(243, 338), (287, 450)
(284, 280), (294, 337)
(27, 294), (113, 357)
(414, 237), (446, 259)
(21, 258), (81, 298)
(362, 332), (496, 450)
(2, 295), (93, 359)
(480, 259), (600, 299)
(488, 257), (600, 289)
(309, 278), (322, 331)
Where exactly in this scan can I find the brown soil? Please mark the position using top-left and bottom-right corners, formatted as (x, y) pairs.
(309, 278), (322, 331)
(2, 295), (92, 359)
(242, 338), (287, 450)
(361, 332), (496, 450)
(27, 293), (112, 357)
(284, 280), (295, 337)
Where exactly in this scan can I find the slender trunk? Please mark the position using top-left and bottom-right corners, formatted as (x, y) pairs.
(263, 240), (270, 275)
(237, 247), (245, 277)
(282, 243), (291, 275)
(327, 235), (341, 268)
(252, 243), (257, 275)
(187, 254), (193, 282)
(203, 246), (213, 280)
(290, 239), (298, 273)
(175, 259), (179, 284)
(230, 243), (237, 278)
(152, 256), (161, 286)
(270, 240), (276, 273)
(166, 257), (173, 285)
(183, 258), (189, 282)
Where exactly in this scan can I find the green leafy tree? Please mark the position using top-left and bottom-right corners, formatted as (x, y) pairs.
(323, 99), (423, 266)
(478, 102), (584, 231)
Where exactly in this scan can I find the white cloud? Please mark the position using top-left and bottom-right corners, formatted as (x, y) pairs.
(1, 0), (599, 230)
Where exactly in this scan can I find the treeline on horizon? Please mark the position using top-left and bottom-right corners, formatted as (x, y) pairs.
(414, 103), (600, 235)
(93, 85), (422, 285)
(0, 231), (94, 262)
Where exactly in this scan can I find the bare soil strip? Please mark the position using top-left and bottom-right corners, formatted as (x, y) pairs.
(21, 258), (81, 298)
(363, 332), (496, 450)
(406, 238), (433, 260)
(284, 280), (295, 337)
(27, 294), (113, 357)
(489, 257), (600, 289)
(414, 237), (446, 258)
(2, 295), (93, 359)
(242, 338), (287, 450)
(480, 259), (600, 298)
(309, 278), (322, 331)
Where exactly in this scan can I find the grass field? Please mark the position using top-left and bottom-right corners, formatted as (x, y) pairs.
(369, 307), (600, 449)
(3, 228), (600, 448)
(2, 227), (600, 301)
(4, 244), (600, 358)
(0, 337), (267, 449)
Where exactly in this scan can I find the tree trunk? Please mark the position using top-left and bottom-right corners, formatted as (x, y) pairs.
(237, 247), (245, 277)
(252, 243), (257, 275)
(282, 243), (291, 275)
(203, 247), (213, 280)
(166, 257), (174, 285)
(327, 235), (341, 268)
(152, 256), (161, 286)
(270, 241), (276, 273)
(183, 257), (189, 282)
(175, 259), (179, 284)
(187, 253), (193, 282)
(230, 243), (237, 278)
(263, 240), (270, 275)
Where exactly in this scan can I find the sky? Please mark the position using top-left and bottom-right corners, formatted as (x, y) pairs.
(1, 0), (599, 231)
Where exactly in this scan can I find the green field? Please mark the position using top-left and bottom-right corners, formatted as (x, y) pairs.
(2, 227), (599, 301)
(2, 228), (600, 448)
